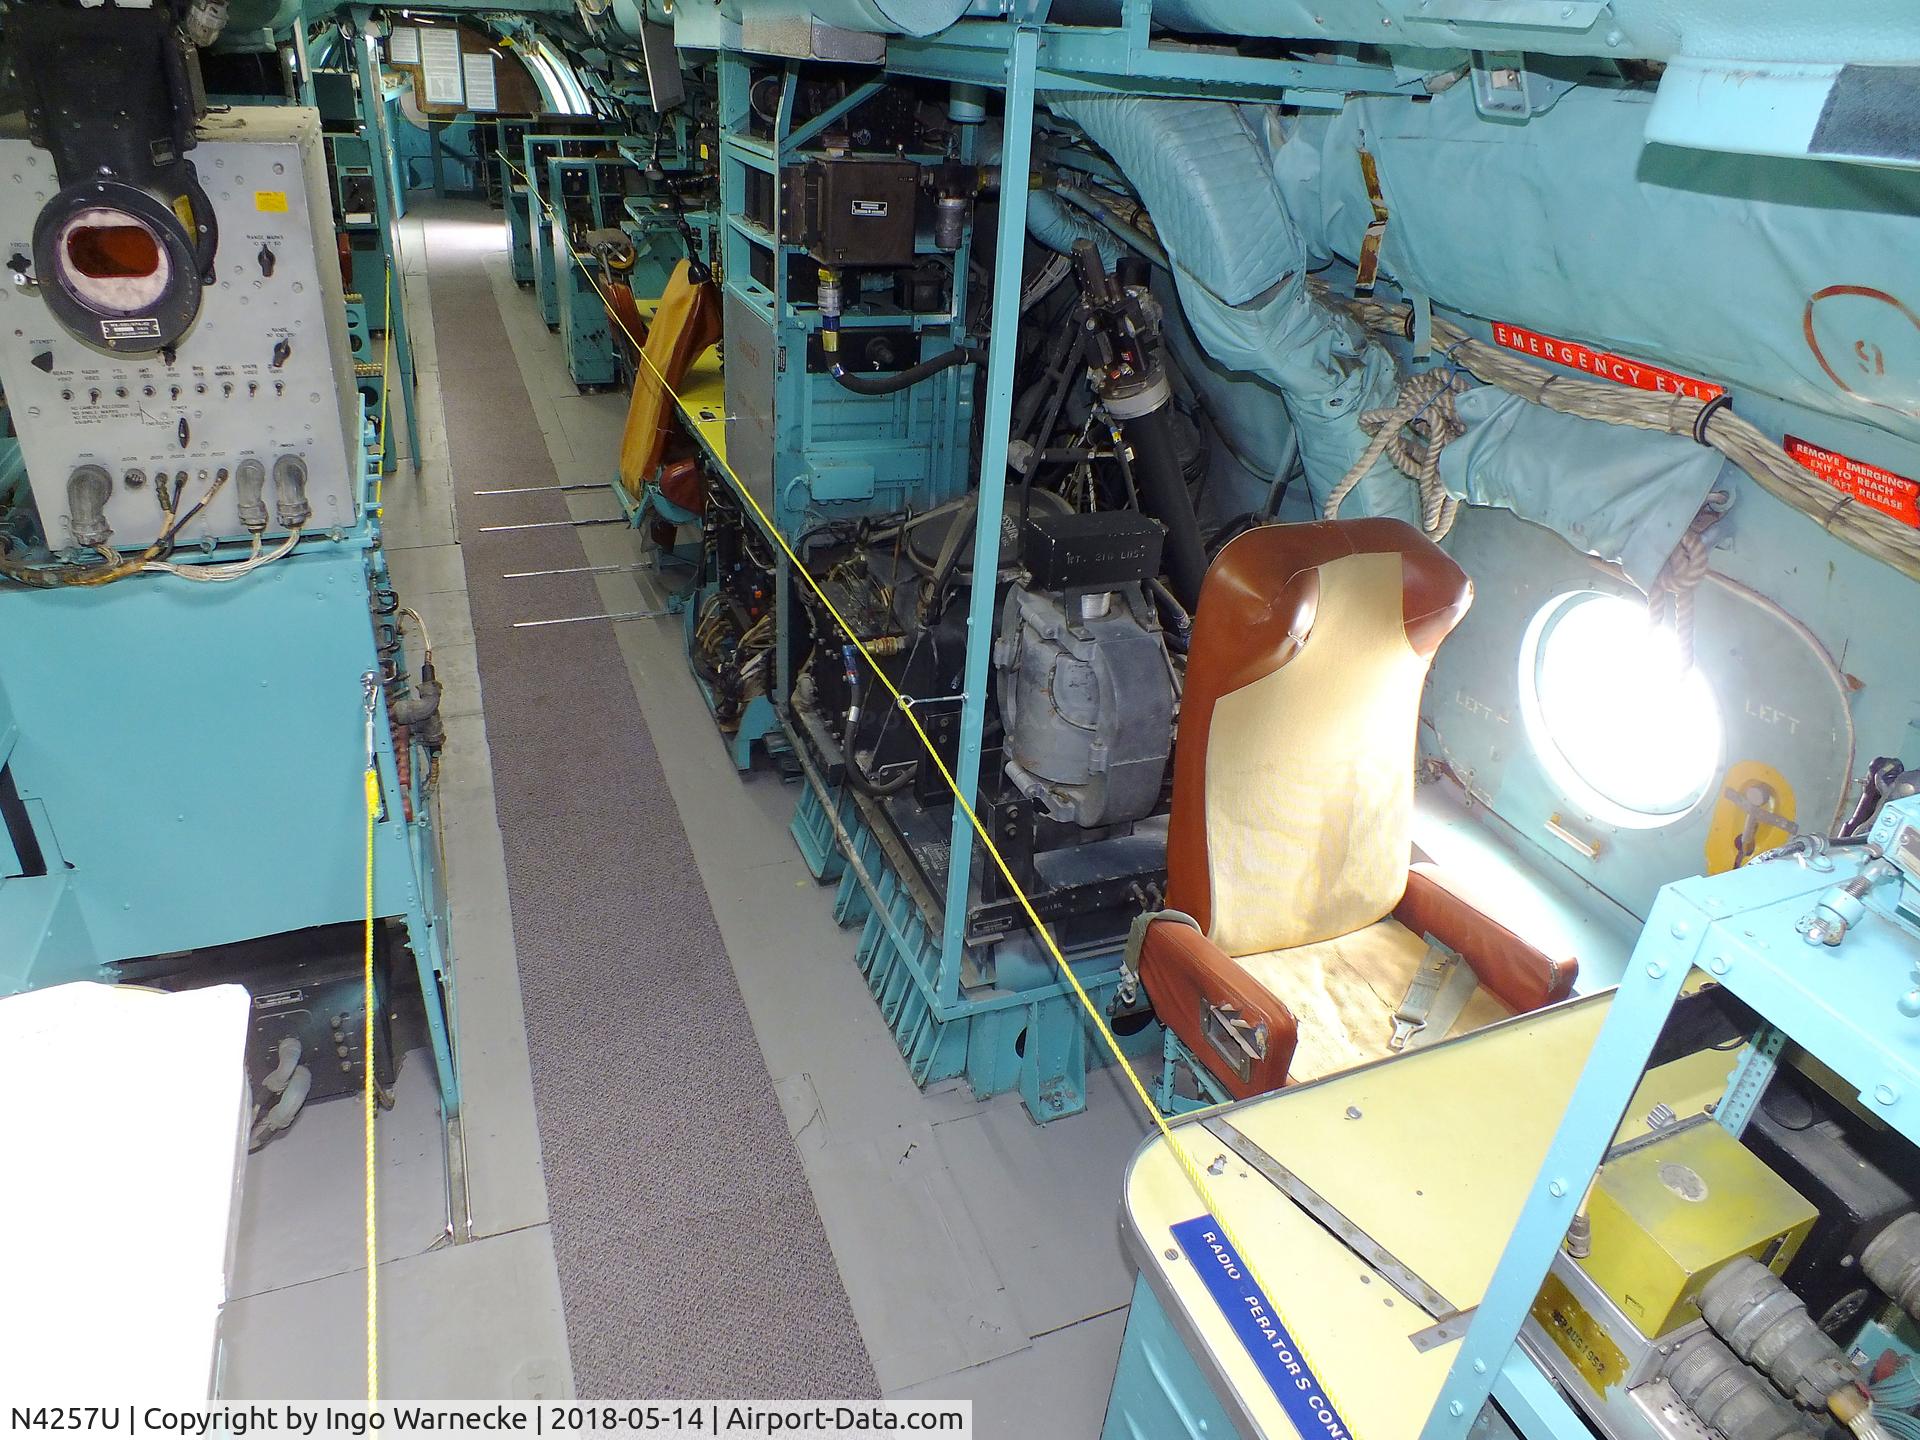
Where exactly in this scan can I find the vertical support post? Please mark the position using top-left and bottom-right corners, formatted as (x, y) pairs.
(289, 20), (319, 108)
(770, 65), (803, 707)
(1716, 1023), (1786, 1136)
(937, 29), (1038, 1006)
(1421, 895), (1704, 1438)
(350, 8), (419, 471)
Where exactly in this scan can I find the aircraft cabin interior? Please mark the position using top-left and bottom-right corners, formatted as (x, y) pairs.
(5, 3), (1920, 1439)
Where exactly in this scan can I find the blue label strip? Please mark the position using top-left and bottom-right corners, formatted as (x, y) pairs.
(1171, 1214), (1355, 1440)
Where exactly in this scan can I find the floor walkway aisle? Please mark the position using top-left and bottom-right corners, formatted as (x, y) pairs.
(423, 208), (878, 1396)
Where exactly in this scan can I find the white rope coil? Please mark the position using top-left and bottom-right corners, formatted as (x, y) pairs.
(1321, 366), (1473, 538)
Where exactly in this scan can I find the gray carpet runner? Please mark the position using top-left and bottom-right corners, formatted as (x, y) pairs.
(423, 215), (879, 1399)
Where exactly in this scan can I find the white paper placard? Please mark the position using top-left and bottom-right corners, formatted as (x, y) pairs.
(462, 51), (498, 113)
(386, 25), (419, 64)
(418, 27), (465, 107)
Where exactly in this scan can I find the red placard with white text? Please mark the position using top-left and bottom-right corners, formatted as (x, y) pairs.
(1490, 322), (1725, 402)
(1785, 435), (1920, 528)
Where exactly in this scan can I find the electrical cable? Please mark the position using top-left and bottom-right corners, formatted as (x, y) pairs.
(398, 602), (433, 660)
(1047, 180), (1170, 269)
(1020, 251), (1073, 315)
(499, 148), (1345, 1417)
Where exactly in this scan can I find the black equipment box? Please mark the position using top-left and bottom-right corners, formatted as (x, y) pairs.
(117, 922), (397, 1110)
(786, 159), (919, 267)
(1746, 1072), (1916, 1334)
(806, 326), (922, 375)
(1020, 511), (1165, 592)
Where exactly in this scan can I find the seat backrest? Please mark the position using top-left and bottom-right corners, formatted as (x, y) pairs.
(1168, 518), (1471, 957)
(616, 259), (722, 505)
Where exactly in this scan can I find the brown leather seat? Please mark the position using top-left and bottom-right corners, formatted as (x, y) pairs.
(1139, 518), (1577, 1099)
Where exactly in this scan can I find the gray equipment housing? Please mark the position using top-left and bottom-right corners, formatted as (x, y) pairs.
(0, 108), (358, 548)
(993, 582), (1173, 829)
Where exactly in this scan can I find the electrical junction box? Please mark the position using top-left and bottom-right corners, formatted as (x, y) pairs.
(787, 158), (919, 267)
(1579, 1120), (1817, 1338)
(0, 107), (360, 548)
(1020, 510), (1165, 593)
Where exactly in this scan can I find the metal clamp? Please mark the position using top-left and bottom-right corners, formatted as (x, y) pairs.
(1201, 1000), (1268, 1084)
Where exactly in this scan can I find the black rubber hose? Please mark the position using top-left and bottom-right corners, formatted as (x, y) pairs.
(831, 345), (982, 396)
(1118, 397), (1208, 611)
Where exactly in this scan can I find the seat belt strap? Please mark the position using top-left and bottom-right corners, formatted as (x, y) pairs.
(1118, 908), (1201, 1009)
(1390, 938), (1464, 1051)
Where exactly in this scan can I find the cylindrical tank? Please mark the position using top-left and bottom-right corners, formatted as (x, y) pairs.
(1041, 0), (1920, 62)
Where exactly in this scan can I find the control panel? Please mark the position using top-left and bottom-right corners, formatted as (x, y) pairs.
(0, 108), (360, 548)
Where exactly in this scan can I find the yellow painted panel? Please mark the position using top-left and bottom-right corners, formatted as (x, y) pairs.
(673, 343), (727, 465)
(1126, 997), (1610, 1440)
(1581, 1122), (1815, 1337)
(1612, 1046), (1739, 1147)
(1530, 1269), (1629, 1396)
(1226, 998), (1610, 1311)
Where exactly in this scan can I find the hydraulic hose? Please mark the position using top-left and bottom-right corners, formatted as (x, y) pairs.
(1108, 377), (1208, 610)
(831, 345), (981, 396)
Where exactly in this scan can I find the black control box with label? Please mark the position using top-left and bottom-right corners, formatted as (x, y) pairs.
(787, 158), (920, 266)
(1020, 511), (1165, 593)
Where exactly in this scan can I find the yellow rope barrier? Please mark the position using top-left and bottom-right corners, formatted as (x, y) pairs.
(363, 264), (397, 1406)
(500, 149), (1348, 1424)
(363, 764), (381, 1404)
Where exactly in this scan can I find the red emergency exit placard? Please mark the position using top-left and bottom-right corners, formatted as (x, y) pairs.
(1490, 322), (1726, 402)
(1785, 435), (1920, 528)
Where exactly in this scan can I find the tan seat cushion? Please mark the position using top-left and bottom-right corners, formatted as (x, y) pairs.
(1236, 917), (1513, 1085)
(1203, 551), (1430, 956)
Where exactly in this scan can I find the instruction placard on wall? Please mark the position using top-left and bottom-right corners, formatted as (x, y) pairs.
(1786, 435), (1920, 528)
(463, 51), (498, 113)
(418, 26), (465, 106)
(386, 25), (419, 64)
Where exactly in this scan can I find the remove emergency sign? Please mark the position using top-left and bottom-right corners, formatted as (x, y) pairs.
(1785, 435), (1920, 528)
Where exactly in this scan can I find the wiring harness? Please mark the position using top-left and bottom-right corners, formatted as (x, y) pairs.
(1320, 284), (1920, 586)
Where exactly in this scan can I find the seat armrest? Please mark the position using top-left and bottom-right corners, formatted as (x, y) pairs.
(1394, 865), (1578, 1014)
(1137, 918), (1299, 1100)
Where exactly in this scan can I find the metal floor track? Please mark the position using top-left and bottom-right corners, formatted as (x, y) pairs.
(422, 222), (879, 1398)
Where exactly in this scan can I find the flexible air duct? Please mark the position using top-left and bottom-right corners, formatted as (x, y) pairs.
(725, 0), (970, 38)
(1041, 0), (1920, 64)
(1277, 83), (1920, 450)
(1047, 94), (1412, 521)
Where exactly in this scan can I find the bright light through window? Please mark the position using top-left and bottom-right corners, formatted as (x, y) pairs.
(1519, 591), (1722, 828)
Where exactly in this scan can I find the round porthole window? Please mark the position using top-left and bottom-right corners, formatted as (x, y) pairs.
(1518, 591), (1723, 829)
